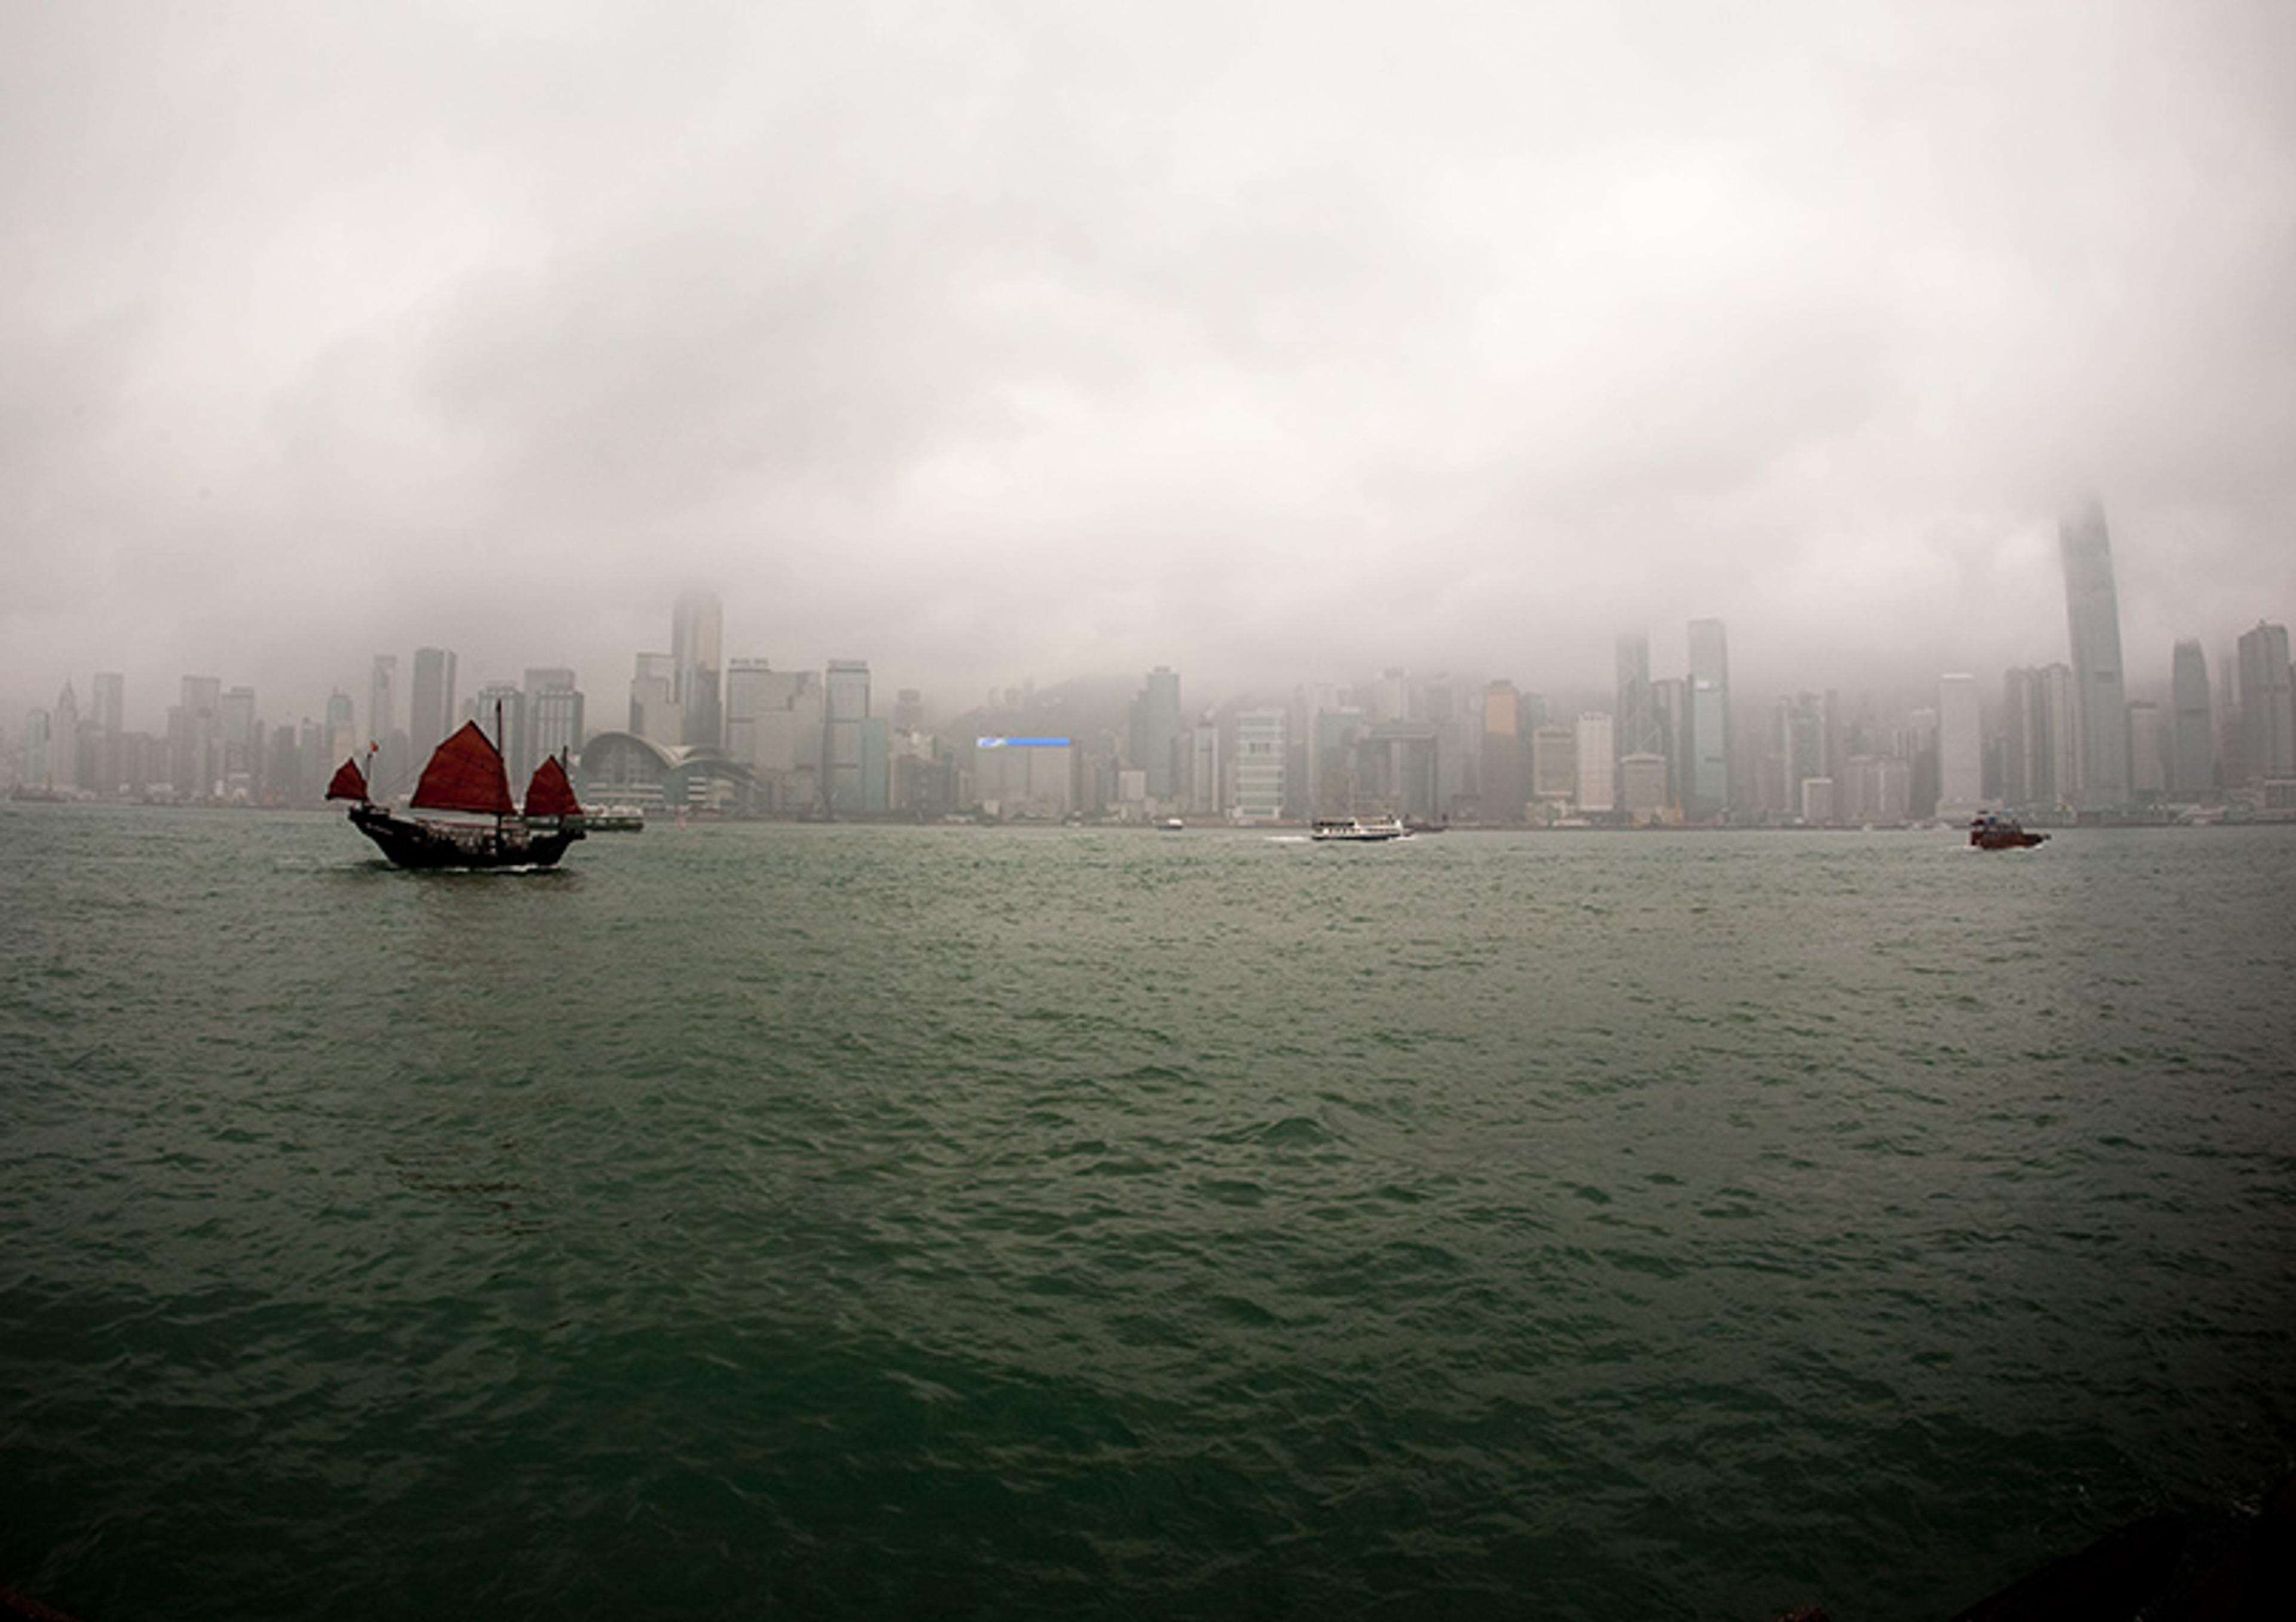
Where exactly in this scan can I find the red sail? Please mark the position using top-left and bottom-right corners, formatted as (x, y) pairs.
(410, 721), (516, 816)
(523, 755), (582, 819)
(324, 758), (370, 801)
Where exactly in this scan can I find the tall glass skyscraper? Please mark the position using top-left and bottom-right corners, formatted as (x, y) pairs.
(411, 648), (457, 752)
(1686, 619), (1730, 821)
(1132, 666), (1182, 800)
(672, 590), (724, 750)
(2169, 639), (2215, 796)
(2235, 621), (2293, 783)
(2059, 501), (2130, 809)
(1614, 632), (1661, 759)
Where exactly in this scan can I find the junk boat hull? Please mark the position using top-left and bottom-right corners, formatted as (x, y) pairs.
(331, 719), (587, 871)
(349, 803), (583, 870)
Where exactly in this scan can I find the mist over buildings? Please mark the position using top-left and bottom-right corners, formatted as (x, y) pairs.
(4, 0), (2294, 728)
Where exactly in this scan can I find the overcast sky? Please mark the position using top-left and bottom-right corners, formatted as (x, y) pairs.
(4, 0), (2292, 729)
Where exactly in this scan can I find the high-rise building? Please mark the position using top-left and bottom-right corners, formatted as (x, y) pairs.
(2002, 666), (2050, 807)
(1615, 633), (1662, 758)
(2235, 621), (2294, 783)
(50, 683), (80, 793)
(368, 655), (398, 747)
(221, 686), (258, 801)
(177, 676), (221, 801)
(411, 648), (457, 752)
(2059, 501), (2131, 808)
(2169, 639), (2215, 797)
(825, 659), (872, 814)
(630, 653), (682, 743)
(672, 591), (724, 750)
(1479, 681), (1522, 824)
(1651, 676), (1687, 811)
(1186, 724), (1221, 816)
(1529, 723), (1576, 807)
(471, 682), (525, 780)
(1687, 619), (1730, 819)
(92, 672), (124, 735)
(1132, 667), (1182, 800)
(1937, 673), (1983, 819)
(1232, 708), (1286, 822)
(524, 668), (584, 778)
(323, 690), (355, 776)
(19, 709), (51, 791)
(1619, 754), (1669, 822)
(2127, 701), (2167, 798)
(1574, 712), (1616, 814)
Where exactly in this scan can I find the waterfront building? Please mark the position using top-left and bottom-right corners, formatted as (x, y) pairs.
(1350, 719), (1441, 821)
(2169, 639), (2215, 797)
(1839, 754), (1912, 825)
(2059, 501), (2131, 808)
(1937, 673), (1983, 820)
(471, 682), (526, 781)
(2127, 701), (2167, 798)
(1131, 667), (1182, 800)
(49, 683), (80, 794)
(1687, 619), (1730, 819)
(322, 691), (355, 782)
(1619, 752), (1668, 823)
(2235, 621), (2293, 785)
(2002, 667), (2046, 807)
(1186, 724), (1220, 817)
(410, 648), (457, 752)
(1800, 776), (1837, 826)
(630, 653), (682, 745)
(826, 659), (872, 815)
(1574, 712), (1616, 815)
(1529, 723), (1576, 810)
(736, 667), (823, 812)
(1616, 633), (1662, 760)
(368, 655), (398, 752)
(1651, 676), (1687, 811)
(221, 685), (258, 802)
(1232, 708), (1286, 822)
(672, 590), (724, 750)
(973, 736), (1075, 821)
(18, 709), (50, 791)
(176, 676), (222, 802)
(525, 669), (584, 779)
(92, 673), (123, 737)
(1480, 681), (1523, 824)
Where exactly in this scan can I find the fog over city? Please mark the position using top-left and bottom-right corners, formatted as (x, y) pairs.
(4, 0), (2292, 726)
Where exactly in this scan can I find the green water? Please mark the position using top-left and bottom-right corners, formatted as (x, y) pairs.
(3, 807), (2292, 1619)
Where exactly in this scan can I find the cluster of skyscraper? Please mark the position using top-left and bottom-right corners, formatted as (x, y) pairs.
(12, 505), (2295, 822)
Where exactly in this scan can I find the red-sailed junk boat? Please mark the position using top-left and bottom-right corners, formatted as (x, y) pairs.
(328, 720), (585, 870)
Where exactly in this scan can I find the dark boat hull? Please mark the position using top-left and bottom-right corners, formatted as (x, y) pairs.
(349, 804), (583, 870)
(1971, 828), (2048, 850)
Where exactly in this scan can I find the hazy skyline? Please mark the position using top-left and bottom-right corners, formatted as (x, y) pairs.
(5, 1), (2293, 727)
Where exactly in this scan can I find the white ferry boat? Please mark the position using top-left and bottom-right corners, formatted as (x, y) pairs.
(1309, 815), (1412, 843)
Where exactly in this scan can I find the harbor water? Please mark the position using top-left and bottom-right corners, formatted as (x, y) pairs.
(3, 807), (2292, 1619)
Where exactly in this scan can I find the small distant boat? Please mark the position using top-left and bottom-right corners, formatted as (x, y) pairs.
(1969, 812), (2048, 850)
(582, 804), (646, 832)
(1159, 816), (1185, 831)
(329, 721), (585, 870)
(1311, 815), (1412, 843)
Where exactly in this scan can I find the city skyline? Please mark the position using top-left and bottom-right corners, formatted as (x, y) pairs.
(4, 4), (2294, 727)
